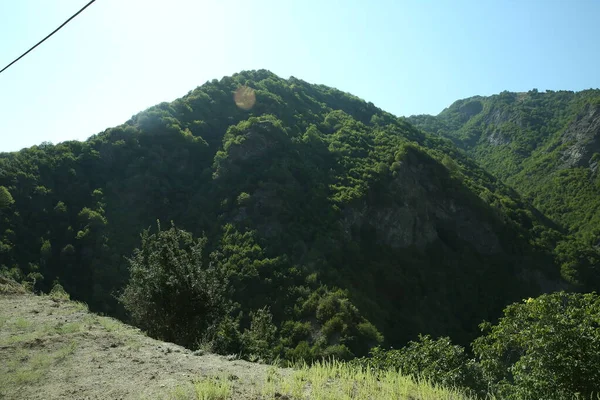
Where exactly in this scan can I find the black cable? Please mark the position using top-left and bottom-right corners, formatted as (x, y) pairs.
(0, 0), (97, 75)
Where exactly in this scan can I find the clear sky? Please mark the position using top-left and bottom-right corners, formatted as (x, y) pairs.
(1, 0), (599, 152)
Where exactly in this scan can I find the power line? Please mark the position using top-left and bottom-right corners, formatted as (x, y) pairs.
(0, 0), (97, 75)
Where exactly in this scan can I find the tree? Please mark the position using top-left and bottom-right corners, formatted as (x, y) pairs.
(120, 222), (228, 348)
(241, 307), (278, 362)
(473, 292), (600, 399)
(0, 186), (14, 209)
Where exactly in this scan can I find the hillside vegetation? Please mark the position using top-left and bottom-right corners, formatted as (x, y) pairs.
(0, 70), (567, 355)
(410, 89), (600, 289)
(3, 71), (600, 398)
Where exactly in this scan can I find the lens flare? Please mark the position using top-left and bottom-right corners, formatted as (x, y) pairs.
(234, 86), (256, 110)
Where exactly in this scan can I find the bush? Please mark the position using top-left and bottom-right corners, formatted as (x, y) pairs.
(202, 314), (242, 355)
(473, 292), (600, 399)
(354, 335), (486, 396)
(120, 222), (228, 348)
(322, 344), (353, 361)
(0, 186), (14, 209)
(241, 307), (278, 362)
(49, 281), (70, 301)
(287, 341), (314, 363)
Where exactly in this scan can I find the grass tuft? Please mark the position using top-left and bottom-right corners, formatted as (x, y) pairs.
(0, 276), (27, 295)
(194, 377), (232, 400)
(98, 316), (123, 333)
(49, 283), (70, 301)
(0, 342), (77, 388)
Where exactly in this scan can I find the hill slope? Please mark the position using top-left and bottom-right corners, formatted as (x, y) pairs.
(0, 286), (274, 399)
(0, 70), (566, 360)
(0, 285), (474, 400)
(409, 89), (600, 288)
(409, 89), (600, 237)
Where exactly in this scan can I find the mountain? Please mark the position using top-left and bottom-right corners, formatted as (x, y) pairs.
(0, 70), (567, 361)
(409, 89), (600, 289)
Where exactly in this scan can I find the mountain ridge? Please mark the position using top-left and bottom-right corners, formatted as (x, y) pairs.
(409, 87), (600, 289)
(0, 70), (572, 361)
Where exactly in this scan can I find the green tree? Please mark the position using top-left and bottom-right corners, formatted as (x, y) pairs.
(0, 186), (14, 209)
(241, 307), (278, 362)
(120, 222), (228, 348)
(473, 292), (600, 399)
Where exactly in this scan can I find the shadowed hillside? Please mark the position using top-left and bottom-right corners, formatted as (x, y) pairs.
(409, 89), (600, 289)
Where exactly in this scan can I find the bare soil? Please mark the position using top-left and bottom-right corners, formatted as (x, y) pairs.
(0, 292), (280, 399)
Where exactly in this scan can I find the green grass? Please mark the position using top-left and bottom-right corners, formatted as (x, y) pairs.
(0, 341), (77, 387)
(96, 315), (145, 350)
(49, 283), (71, 301)
(172, 360), (479, 400)
(14, 317), (31, 329)
(257, 360), (476, 400)
(53, 300), (89, 315)
(98, 316), (124, 333)
(0, 316), (40, 345)
(70, 301), (89, 312)
(168, 384), (196, 400)
(194, 378), (232, 400)
(55, 322), (83, 334)
(0, 314), (88, 347)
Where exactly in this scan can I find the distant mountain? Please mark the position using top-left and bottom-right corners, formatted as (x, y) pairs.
(409, 89), (600, 289)
(0, 71), (569, 360)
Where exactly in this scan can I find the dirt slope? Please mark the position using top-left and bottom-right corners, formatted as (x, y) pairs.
(0, 291), (279, 400)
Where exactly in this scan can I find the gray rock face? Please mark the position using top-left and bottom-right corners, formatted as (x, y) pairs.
(484, 107), (516, 127)
(457, 100), (483, 119)
(560, 104), (600, 169)
(487, 129), (512, 146)
(342, 150), (502, 255)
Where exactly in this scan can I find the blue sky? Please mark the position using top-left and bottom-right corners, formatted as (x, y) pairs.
(1, 0), (599, 152)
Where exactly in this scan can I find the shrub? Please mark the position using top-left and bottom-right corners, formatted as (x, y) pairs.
(49, 282), (70, 301)
(354, 335), (486, 396)
(241, 307), (277, 362)
(120, 222), (228, 348)
(473, 292), (600, 399)
(0, 186), (14, 209)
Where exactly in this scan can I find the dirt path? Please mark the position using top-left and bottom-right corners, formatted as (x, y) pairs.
(0, 292), (281, 400)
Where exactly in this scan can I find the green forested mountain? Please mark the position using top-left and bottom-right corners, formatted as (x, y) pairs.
(410, 89), (600, 288)
(409, 89), (600, 237)
(0, 71), (571, 362)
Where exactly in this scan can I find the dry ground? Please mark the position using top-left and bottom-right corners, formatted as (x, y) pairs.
(0, 290), (280, 400)
(0, 280), (472, 400)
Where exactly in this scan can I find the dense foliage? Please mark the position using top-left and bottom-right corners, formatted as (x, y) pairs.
(473, 292), (600, 399)
(410, 90), (600, 290)
(353, 335), (486, 397)
(0, 70), (580, 367)
(355, 291), (600, 399)
(120, 222), (227, 348)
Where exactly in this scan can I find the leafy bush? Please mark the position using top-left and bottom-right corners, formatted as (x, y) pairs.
(120, 222), (228, 348)
(202, 314), (242, 355)
(49, 282), (70, 301)
(473, 292), (600, 399)
(0, 186), (14, 209)
(241, 307), (278, 362)
(354, 335), (486, 396)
